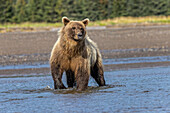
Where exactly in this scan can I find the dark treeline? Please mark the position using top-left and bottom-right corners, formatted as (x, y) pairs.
(0, 0), (170, 23)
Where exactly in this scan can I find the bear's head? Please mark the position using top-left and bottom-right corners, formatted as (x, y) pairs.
(62, 17), (89, 41)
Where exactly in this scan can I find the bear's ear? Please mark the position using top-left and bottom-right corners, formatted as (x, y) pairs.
(62, 17), (70, 26)
(82, 18), (89, 26)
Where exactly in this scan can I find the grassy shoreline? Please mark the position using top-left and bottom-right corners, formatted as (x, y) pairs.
(0, 16), (170, 33)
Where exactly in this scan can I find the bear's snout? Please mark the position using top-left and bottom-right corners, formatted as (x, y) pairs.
(77, 33), (83, 39)
(73, 32), (84, 41)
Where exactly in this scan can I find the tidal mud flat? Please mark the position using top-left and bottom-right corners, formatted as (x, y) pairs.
(0, 25), (169, 74)
(0, 25), (170, 112)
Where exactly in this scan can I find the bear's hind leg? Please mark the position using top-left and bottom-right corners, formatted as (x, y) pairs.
(91, 58), (105, 86)
(51, 62), (66, 89)
(66, 70), (75, 88)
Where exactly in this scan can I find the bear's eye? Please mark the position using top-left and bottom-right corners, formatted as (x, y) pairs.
(72, 27), (76, 30)
(80, 28), (84, 31)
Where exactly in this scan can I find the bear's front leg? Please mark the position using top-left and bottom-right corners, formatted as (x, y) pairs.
(74, 59), (90, 91)
(51, 62), (66, 89)
(66, 70), (75, 88)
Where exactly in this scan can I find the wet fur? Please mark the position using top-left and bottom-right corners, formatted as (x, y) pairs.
(50, 17), (105, 91)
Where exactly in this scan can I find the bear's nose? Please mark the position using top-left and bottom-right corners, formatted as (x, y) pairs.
(78, 33), (83, 37)
(77, 33), (83, 39)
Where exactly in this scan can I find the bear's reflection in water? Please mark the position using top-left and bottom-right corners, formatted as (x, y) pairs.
(51, 84), (125, 94)
(12, 84), (125, 94)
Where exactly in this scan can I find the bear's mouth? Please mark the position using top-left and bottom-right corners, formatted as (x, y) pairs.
(77, 33), (83, 39)
(73, 38), (81, 41)
(73, 34), (84, 41)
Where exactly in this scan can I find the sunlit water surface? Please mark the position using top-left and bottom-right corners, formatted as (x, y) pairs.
(0, 65), (170, 113)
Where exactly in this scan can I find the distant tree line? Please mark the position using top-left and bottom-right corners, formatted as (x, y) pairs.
(0, 0), (170, 23)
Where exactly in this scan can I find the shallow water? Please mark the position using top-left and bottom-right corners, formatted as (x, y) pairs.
(0, 65), (170, 113)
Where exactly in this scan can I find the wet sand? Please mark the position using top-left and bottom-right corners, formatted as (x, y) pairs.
(0, 25), (170, 75)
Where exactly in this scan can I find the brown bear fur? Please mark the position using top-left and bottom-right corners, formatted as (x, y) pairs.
(50, 17), (105, 91)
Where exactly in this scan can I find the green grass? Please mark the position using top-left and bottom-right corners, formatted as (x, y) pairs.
(0, 22), (62, 28)
(0, 16), (170, 33)
(98, 16), (170, 25)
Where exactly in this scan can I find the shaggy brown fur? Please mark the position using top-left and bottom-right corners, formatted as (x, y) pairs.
(50, 17), (105, 91)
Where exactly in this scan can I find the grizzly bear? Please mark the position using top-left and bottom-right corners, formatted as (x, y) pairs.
(50, 17), (105, 91)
